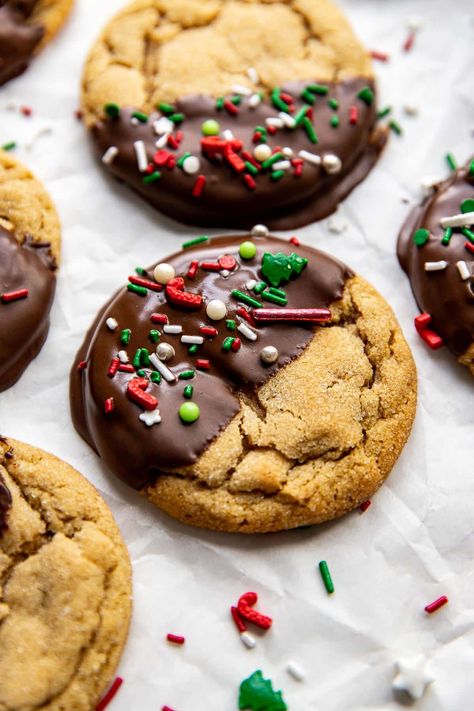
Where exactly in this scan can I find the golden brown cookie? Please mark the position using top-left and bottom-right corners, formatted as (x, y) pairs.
(0, 150), (60, 392)
(81, 0), (387, 230)
(70, 232), (417, 533)
(0, 437), (132, 711)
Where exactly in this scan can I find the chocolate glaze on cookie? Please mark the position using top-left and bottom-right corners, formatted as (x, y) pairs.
(0, 227), (56, 391)
(0, 472), (12, 533)
(91, 78), (386, 230)
(71, 234), (353, 489)
(398, 162), (474, 360)
(0, 0), (44, 86)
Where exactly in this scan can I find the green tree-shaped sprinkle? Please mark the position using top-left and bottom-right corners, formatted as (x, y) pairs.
(261, 252), (308, 287)
(238, 670), (288, 711)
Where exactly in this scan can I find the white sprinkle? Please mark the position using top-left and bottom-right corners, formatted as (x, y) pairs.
(182, 155), (200, 175)
(222, 129), (234, 141)
(247, 67), (259, 84)
(130, 117), (140, 126)
(282, 146), (294, 158)
(134, 140), (148, 172)
(139, 408), (162, 427)
(251, 224), (269, 237)
(278, 111), (296, 129)
(149, 353), (176, 382)
(237, 322), (258, 341)
(424, 260), (448, 272)
(221, 269), (230, 278)
(456, 261), (471, 280)
(272, 160), (291, 172)
(153, 117), (174, 135)
(155, 133), (170, 149)
(231, 84), (252, 96)
(246, 279), (257, 290)
(106, 317), (118, 331)
(181, 335), (204, 345)
(102, 146), (119, 165)
(163, 324), (183, 335)
(118, 350), (129, 363)
(440, 211), (474, 228)
(249, 93), (262, 109)
(322, 153), (342, 174)
(407, 15), (423, 31)
(286, 661), (306, 682)
(404, 104), (419, 116)
(240, 632), (256, 649)
(420, 175), (442, 197)
(266, 117), (284, 129)
(328, 215), (348, 234)
(299, 150), (321, 166)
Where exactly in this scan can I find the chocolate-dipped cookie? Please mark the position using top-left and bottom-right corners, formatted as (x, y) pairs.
(0, 437), (132, 711)
(0, 0), (73, 86)
(0, 150), (60, 391)
(81, 0), (387, 230)
(71, 231), (416, 533)
(398, 159), (474, 376)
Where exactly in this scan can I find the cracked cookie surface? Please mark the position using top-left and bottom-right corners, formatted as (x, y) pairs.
(81, 0), (386, 229)
(0, 438), (132, 711)
(71, 234), (416, 533)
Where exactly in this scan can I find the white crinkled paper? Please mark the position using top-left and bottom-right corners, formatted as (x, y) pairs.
(0, 0), (473, 709)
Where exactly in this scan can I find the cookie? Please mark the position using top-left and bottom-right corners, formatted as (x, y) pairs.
(0, 0), (73, 86)
(81, 0), (387, 230)
(398, 159), (474, 376)
(0, 150), (60, 392)
(70, 231), (416, 533)
(0, 437), (132, 710)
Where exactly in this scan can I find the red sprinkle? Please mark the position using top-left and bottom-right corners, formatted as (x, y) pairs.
(359, 500), (371, 513)
(192, 175), (206, 198)
(370, 49), (390, 62)
(244, 174), (256, 190)
(293, 163), (303, 178)
(167, 134), (179, 150)
(218, 255), (237, 271)
(403, 31), (416, 52)
(252, 131), (263, 144)
(118, 363), (135, 373)
(151, 313), (169, 324)
(187, 260), (199, 279)
(199, 326), (218, 338)
(425, 595), (448, 614)
(224, 146), (246, 173)
(107, 357), (120, 378)
(127, 377), (158, 411)
(237, 306), (256, 326)
(154, 149), (172, 166)
(196, 358), (210, 370)
(349, 105), (359, 125)
(162, 707), (177, 711)
(289, 236), (300, 246)
(465, 241), (474, 254)
(201, 261), (221, 272)
(414, 313), (444, 350)
(252, 308), (332, 323)
(167, 156), (176, 170)
(175, 130), (184, 144)
(95, 677), (123, 711)
(231, 337), (242, 352)
(237, 592), (272, 630)
(20, 105), (33, 116)
(280, 92), (294, 104)
(1, 288), (28, 303)
(267, 125), (278, 135)
(129, 276), (162, 292)
(241, 151), (261, 170)
(414, 313), (432, 331)
(77, 360), (87, 371)
(231, 606), (247, 633)
(167, 633), (185, 645)
(224, 99), (239, 116)
(166, 277), (203, 309)
(104, 397), (115, 414)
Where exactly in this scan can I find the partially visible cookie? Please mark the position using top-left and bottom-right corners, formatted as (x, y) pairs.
(0, 0), (74, 86)
(398, 159), (474, 376)
(0, 150), (60, 392)
(0, 437), (132, 711)
(81, 0), (386, 230)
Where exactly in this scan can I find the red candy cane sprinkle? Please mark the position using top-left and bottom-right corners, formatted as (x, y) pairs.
(104, 397), (115, 414)
(1, 288), (28, 303)
(166, 277), (203, 309)
(127, 377), (158, 411)
(252, 308), (332, 323)
(231, 606), (247, 633)
(167, 633), (185, 645)
(95, 677), (123, 711)
(237, 592), (273, 630)
(425, 596), (448, 614)
(192, 175), (206, 198)
(414, 313), (444, 350)
(224, 99), (239, 116)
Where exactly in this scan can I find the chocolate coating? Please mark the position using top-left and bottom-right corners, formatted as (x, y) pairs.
(91, 78), (386, 230)
(0, 227), (56, 391)
(0, 471), (11, 533)
(0, 0), (44, 86)
(398, 162), (474, 358)
(70, 235), (353, 490)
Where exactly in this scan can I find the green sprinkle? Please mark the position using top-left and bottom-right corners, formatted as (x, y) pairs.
(271, 87), (290, 112)
(222, 337), (235, 352)
(178, 369), (195, 380)
(462, 228), (474, 243)
(188, 344), (199, 355)
(140, 348), (150, 367)
(169, 113), (185, 124)
(179, 402), (200, 423)
(253, 281), (267, 295)
(300, 90), (315, 105)
(377, 106), (392, 119)
(127, 283), (148, 296)
(131, 110), (148, 123)
(215, 97), (225, 111)
(254, 125), (267, 137)
(294, 105), (311, 125)
(268, 287), (287, 298)
(226, 319), (236, 331)
(261, 152), (284, 170)
(177, 152), (191, 168)
(183, 384), (194, 399)
(104, 103), (120, 118)
(239, 241), (257, 260)
(441, 227), (453, 246)
(149, 329), (160, 343)
(142, 171), (161, 185)
(388, 120), (402, 136)
(271, 170), (285, 182)
(135, 267), (146, 276)
(150, 371), (161, 384)
(120, 329), (131, 345)
(413, 228), (430, 247)
(182, 235), (209, 249)
(446, 153), (457, 171)
(469, 160), (474, 176)
(302, 116), (318, 144)
(357, 86), (374, 105)
(231, 290), (262, 308)
(158, 102), (175, 115)
(262, 291), (288, 305)
(319, 560), (335, 594)
(245, 161), (258, 176)
(132, 349), (142, 368)
(231, 95), (242, 105)
(201, 119), (220, 136)
(1, 141), (16, 152)
(136, 369), (146, 377)
(306, 83), (329, 95)
(330, 115), (340, 128)
(328, 98), (339, 110)
(461, 198), (474, 213)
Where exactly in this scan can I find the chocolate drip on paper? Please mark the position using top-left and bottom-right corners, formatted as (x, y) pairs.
(0, 0), (44, 86)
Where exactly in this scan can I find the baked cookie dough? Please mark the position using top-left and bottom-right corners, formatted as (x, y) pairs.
(71, 232), (417, 533)
(0, 437), (132, 711)
(81, 0), (387, 230)
(398, 159), (474, 376)
(0, 150), (60, 392)
(0, 0), (74, 86)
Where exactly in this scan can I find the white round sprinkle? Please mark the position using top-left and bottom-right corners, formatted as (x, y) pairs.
(282, 146), (294, 158)
(130, 117), (140, 126)
(153, 117), (174, 135)
(322, 153), (342, 174)
(106, 317), (118, 331)
(118, 350), (129, 363)
(153, 263), (176, 285)
(156, 343), (175, 361)
(286, 662), (305, 682)
(206, 299), (227, 321)
(328, 215), (348, 234)
(254, 144), (272, 163)
(240, 632), (256, 649)
(182, 155), (200, 175)
(251, 224), (269, 237)
(260, 345), (279, 364)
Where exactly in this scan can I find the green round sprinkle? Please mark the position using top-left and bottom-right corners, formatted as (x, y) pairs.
(239, 241), (257, 260)
(413, 228), (430, 247)
(104, 103), (120, 119)
(179, 402), (200, 423)
(150, 371), (161, 384)
(201, 119), (220, 136)
(357, 86), (374, 105)
(328, 98), (339, 110)
(461, 198), (474, 213)
(226, 319), (236, 331)
(330, 115), (340, 128)
(183, 385), (193, 399)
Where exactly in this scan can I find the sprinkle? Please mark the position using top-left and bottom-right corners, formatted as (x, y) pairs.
(156, 343), (175, 361)
(150, 371), (161, 383)
(231, 337), (241, 352)
(237, 306), (256, 326)
(370, 49), (390, 62)
(95, 677), (123, 711)
(271, 87), (290, 112)
(440, 212), (474, 228)
(127, 283), (147, 297)
(192, 175), (206, 197)
(266, 117), (284, 129)
(414, 314), (444, 350)
(249, 93), (262, 108)
(465, 242), (474, 254)
(251, 224), (269, 237)
(222, 129), (235, 141)
(222, 336), (235, 352)
(421, 175), (442, 197)
(77, 360), (87, 371)
(163, 324), (183, 335)
(241, 632), (257, 649)
(201, 261), (221, 272)
(247, 67), (259, 84)
(377, 106), (392, 119)
(232, 290), (262, 309)
(200, 325), (218, 338)
(149, 353), (176, 382)
(219, 255), (237, 271)
(143, 170), (162, 185)
(206, 299), (227, 321)
(104, 103), (120, 119)
(260, 345), (279, 364)
(302, 116), (318, 143)
(154, 263), (176, 285)
(201, 119), (220, 136)
(456, 261), (471, 280)
(306, 83), (329, 95)
(129, 275), (163, 292)
(359, 500), (371, 512)
(413, 228), (430, 246)
(119, 364), (134, 373)
(462, 227), (474, 243)
(151, 313), (169, 325)
(104, 398), (115, 414)
(134, 140), (148, 172)
(299, 149), (321, 166)
(253, 282), (267, 295)
(226, 319), (236, 331)
(188, 344), (199, 354)
(425, 596), (448, 614)
(162, 707), (177, 711)
(261, 152), (284, 170)
(445, 153), (457, 171)
(1, 288), (28, 303)
(319, 560), (334, 594)
(252, 308), (331, 323)
(272, 160), (291, 171)
(231, 606), (247, 633)
(166, 277), (203, 308)
(120, 328), (131, 344)
(118, 351), (129, 363)
(181, 335), (204, 345)
(349, 105), (359, 125)
(286, 662), (305, 682)
(388, 119), (403, 136)
(424, 261), (448, 271)
(403, 30), (416, 52)
(322, 154), (342, 174)
(231, 84), (252, 96)
(278, 111), (296, 129)
(461, 198), (474, 213)
(237, 592), (272, 630)
(224, 100), (239, 116)
(183, 384), (194, 399)
(404, 104), (419, 116)
(169, 113), (185, 124)
(271, 170), (285, 182)
(358, 86), (374, 105)
(330, 115), (340, 128)
(154, 116), (174, 134)
(107, 357), (120, 378)
(196, 359), (210, 370)
(167, 634), (185, 645)
(187, 260), (199, 278)
(262, 291), (287, 305)
(1, 141), (16, 152)
(102, 146), (119, 165)
(139, 408), (161, 427)
(179, 401), (200, 423)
